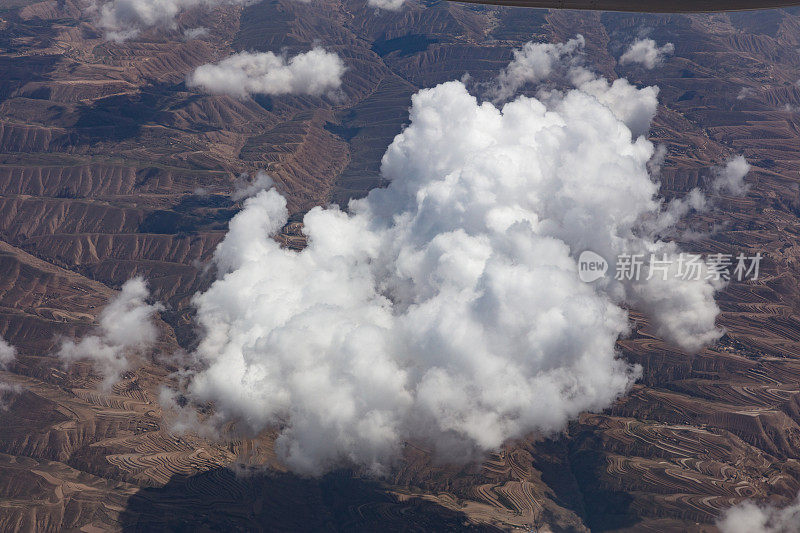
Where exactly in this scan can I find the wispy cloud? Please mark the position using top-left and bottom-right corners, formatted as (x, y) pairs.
(58, 277), (164, 388)
(96, 0), (403, 41)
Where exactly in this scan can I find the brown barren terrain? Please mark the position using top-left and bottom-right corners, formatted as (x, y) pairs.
(2, 0), (800, 531)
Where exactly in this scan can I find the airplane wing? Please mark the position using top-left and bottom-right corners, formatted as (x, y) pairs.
(450, 0), (800, 11)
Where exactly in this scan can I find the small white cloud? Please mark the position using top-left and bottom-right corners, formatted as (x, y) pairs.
(183, 26), (208, 40)
(738, 87), (756, 100)
(0, 337), (18, 410)
(647, 188), (707, 235)
(159, 386), (220, 437)
(367, 0), (405, 9)
(0, 337), (15, 370)
(644, 155), (750, 242)
(231, 171), (274, 202)
(620, 39), (675, 69)
(187, 48), (346, 98)
(718, 494), (800, 533)
(0, 382), (20, 411)
(712, 155), (750, 196)
(58, 277), (164, 387)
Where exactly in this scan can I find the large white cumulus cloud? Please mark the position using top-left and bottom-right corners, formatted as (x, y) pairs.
(183, 45), (731, 474)
(59, 278), (164, 387)
(187, 49), (345, 98)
